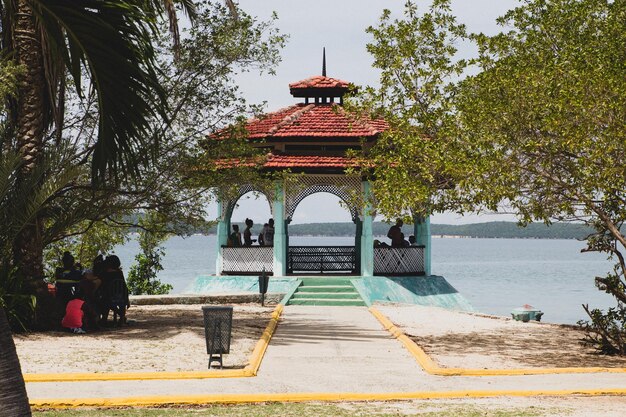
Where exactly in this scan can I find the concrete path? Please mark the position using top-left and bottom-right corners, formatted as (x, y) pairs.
(25, 306), (626, 401)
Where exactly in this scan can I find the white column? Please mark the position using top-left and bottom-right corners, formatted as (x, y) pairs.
(414, 215), (431, 275)
(215, 199), (230, 275)
(272, 181), (287, 276)
(360, 181), (374, 277)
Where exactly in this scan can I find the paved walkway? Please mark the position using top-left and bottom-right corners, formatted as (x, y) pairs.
(25, 306), (626, 401)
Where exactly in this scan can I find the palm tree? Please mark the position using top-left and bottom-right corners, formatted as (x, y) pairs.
(0, 307), (30, 416)
(0, 0), (201, 282)
(0, 151), (81, 417)
(0, 1), (198, 413)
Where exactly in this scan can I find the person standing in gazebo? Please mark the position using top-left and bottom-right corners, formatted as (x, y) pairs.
(387, 218), (404, 247)
(263, 219), (275, 246)
(243, 218), (256, 246)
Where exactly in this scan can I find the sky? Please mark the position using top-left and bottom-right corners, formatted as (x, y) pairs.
(221, 0), (522, 225)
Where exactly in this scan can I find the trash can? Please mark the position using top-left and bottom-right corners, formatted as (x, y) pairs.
(201, 306), (233, 369)
(258, 268), (270, 306)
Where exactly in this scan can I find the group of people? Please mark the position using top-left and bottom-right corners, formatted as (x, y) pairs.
(55, 251), (130, 334)
(228, 218), (275, 247)
(377, 218), (418, 248)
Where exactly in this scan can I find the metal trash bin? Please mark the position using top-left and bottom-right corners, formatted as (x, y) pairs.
(259, 268), (269, 306)
(201, 306), (233, 369)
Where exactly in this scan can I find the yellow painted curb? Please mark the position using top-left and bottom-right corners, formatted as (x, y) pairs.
(24, 304), (284, 383)
(245, 303), (283, 376)
(30, 388), (626, 409)
(369, 306), (626, 377)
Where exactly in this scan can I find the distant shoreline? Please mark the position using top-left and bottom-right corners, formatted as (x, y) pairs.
(194, 233), (581, 240)
(191, 221), (594, 240)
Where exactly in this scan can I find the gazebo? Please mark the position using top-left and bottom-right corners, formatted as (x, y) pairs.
(212, 66), (432, 282)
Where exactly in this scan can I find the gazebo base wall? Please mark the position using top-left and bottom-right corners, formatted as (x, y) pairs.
(185, 274), (472, 313)
(351, 276), (474, 312)
(186, 275), (298, 294)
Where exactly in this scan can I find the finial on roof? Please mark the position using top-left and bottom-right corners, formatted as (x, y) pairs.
(322, 47), (326, 77)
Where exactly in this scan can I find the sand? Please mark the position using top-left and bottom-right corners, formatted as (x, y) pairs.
(14, 304), (273, 374)
(377, 304), (626, 369)
(21, 304), (626, 416)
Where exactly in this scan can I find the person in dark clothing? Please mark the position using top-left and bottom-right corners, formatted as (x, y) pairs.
(92, 254), (105, 276)
(100, 255), (130, 326)
(258, 225), (267, 246)
(400, 233), (410, 247)
(387, 218), (404, 247)
(55, 251), (83, 310)
(85, 254), (105, 321)
(243, 218), (256, 246)
(263, 219), (275, 246)
(229, 224), (242, 247)
(79, 257), (103, 322)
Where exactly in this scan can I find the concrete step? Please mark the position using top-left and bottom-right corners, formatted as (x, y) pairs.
(291, 292), (361, 300)
(287, 298), (366, 306)
(298, 277), (354, 286)
(296, 285), (354, 293)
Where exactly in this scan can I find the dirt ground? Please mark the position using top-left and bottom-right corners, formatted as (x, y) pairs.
(14, 304), (273, 374)
(378, 304), (626, 369)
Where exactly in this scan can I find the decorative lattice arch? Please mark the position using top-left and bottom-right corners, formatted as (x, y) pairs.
(284, 175), (362, 221)
(221, 184), (274, 220)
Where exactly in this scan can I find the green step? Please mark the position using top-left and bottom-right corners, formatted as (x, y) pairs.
(285, 276), (365, 306)
(287, 298), (366, 306)
(291, 292), (361, 300)
(297, 285), (354, 293)
(297, 277), (353, 286)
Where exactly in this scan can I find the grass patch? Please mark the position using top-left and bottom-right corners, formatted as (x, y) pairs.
(33, 401), (554, 417)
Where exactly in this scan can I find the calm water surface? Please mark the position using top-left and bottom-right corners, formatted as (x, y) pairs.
(114, 235), (615, 324)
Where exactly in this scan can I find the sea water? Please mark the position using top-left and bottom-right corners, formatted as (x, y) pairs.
(113, 235), (615, 324)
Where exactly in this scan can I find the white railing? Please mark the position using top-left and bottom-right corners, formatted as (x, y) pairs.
(373, 246), (425, 275)
(221, 246), (274, 275)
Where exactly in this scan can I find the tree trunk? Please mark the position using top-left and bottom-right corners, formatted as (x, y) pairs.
(0, 308), (32, 416)
(13, 0), (46, 281)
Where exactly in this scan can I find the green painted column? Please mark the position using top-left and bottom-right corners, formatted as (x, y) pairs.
(360, 181), (374, 277)
(215, 199), (230, 274)
(272, 182), (287, 276)
(354, 216), (362, 274)
(413, 215), (432, 276)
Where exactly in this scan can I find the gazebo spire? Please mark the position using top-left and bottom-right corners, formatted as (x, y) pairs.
(322, 47), (326, 77)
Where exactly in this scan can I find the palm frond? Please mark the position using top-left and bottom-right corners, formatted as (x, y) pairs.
(146, 0), (198, 52)
(30, 0), (168, 183)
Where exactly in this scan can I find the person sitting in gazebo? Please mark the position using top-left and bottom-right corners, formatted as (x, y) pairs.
(229, 224), (242, 247)
(387, 218), (404, 247)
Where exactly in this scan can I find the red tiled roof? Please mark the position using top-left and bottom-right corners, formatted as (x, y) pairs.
(244, 104), (388, 140)
(213, 154), (365, 170)
(288, 75), (350, 90)
(264, 155), (352, 168)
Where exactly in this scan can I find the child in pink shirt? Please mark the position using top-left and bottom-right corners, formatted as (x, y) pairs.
(61, 298), (86, 334)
